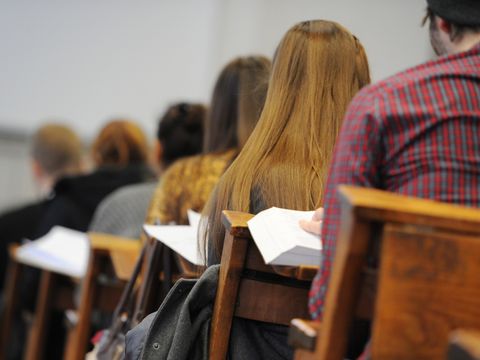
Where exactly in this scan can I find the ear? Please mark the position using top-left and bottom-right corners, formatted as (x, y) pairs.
(154, 140), (163, 165)
(437, 17), (452, 34)
(31, 159), (44, 180)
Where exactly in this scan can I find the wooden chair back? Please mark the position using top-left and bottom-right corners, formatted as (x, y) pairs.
(63, 233), (140, 360)
(209, 210), (315, 359)
(296, 186), (480, 360)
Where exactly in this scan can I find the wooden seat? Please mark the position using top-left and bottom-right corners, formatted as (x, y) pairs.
(0, 245), (23, 358)
(291, 185), (480, 360)
(209, 210), (315, 359)
(63, 233), (140, 360)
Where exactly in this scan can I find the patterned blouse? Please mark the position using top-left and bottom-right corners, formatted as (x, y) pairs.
(145, 149), (237, 225)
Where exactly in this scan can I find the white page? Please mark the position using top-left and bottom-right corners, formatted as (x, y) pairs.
(144, 224), (204, 266)
(247, 207), (321, 266)
(15, 226), (89, 278)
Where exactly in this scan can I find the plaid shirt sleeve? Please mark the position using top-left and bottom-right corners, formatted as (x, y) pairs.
(308, 88), (384, 320)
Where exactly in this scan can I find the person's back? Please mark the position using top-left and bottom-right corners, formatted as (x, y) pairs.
(90, 103), (206, 238)
(124, 56), (271, 360)
(147, 56), (271, 226)
(34, 119), (155, 238)
(0, 124), (83, 293)
(200, 21), (371, 360)
(309, 0), (480, 323)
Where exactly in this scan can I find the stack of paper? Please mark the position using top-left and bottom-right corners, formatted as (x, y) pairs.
(15, 226), (89, 278)
(143, 210), (204, 266)
(247, 207), (321, 266)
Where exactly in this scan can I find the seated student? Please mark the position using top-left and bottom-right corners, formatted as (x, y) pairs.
(125, 21), (370, 360)
(146, 56), (271, 226)
(123, 56), (271, 358)
(198, 20), (370, 359)
(306, 0), (480, 329)
(0, 123), (84, 295)
(33, 119), (155, 237)
(10, 120), (155, 360)
(89, 103), (206, 239)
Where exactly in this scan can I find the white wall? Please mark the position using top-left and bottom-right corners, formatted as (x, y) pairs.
(211, 0), (432, 82)
(0, 0), (219, 139)
(0, 0), (432, 140)
(0, 0), (433, 211)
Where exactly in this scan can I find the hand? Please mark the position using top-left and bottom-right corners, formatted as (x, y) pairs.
(299, 208), (323, 235)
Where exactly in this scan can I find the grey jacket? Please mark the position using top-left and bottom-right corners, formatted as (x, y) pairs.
(125, 265), (292, 360)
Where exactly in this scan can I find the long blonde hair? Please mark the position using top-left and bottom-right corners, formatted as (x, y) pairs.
(202, 20), (371, 264)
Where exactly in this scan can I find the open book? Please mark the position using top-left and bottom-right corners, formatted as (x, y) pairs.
(247, 207), (321, 266)
(15, 226), (89, 278)
(143, 210), (204, 266)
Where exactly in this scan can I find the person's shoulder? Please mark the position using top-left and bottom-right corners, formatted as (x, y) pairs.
(359, 50), (474, 102)
(0, 200), (46, 224)
(98, 181), (157, 207)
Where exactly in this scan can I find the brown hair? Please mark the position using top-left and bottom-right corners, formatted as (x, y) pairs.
(203, 56), (271, 153)
(91, 119), (148, 167)
(31, 123), (83, 177)
(201, 20), (371, 264)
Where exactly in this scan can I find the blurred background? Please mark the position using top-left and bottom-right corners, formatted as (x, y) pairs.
(0, 0), (431, 212)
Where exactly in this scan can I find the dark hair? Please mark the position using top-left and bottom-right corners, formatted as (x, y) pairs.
(423, 7), (480, 41)
(157, 102), (206, 167)
(92, 120), (148, 167)
(203, 56), (271, 153)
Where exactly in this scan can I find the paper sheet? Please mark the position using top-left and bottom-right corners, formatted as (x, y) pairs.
(15, 226), (89, 278)
(143, 223), (204, 266)
(247, 207), (321, 266)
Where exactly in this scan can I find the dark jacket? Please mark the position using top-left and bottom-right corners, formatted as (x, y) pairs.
(34, 164), (155, 238)
(125, 265), (292, 360)
(0, 201), (46, 293)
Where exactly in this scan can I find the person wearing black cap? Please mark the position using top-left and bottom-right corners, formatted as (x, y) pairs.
(305, 1), (480, 356)
(425, 0), (480, 55)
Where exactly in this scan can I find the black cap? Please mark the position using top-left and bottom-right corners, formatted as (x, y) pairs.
(427, 0), (480, 26)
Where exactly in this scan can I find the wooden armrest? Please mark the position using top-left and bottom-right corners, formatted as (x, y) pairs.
(448, 330), (480, 360)
(88, 233), (141, 280)
(339, 185), (480, 233)
(88, 232), (140, 252)
(222, 211), (253, 238)
(288, 318), (321, 351)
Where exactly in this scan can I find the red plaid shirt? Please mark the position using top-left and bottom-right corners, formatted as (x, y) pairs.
(309, 42), (480, 320)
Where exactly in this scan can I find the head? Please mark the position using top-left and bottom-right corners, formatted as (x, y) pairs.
(154, 102), (206, 172)
(424, 0), (480, 56)
(91, 119), (148, 167)
(203, 56), (271, 154)
(201, 20), (371, 264)
(30, 123), (83, 193)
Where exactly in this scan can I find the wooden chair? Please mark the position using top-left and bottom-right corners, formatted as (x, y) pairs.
(0, 245), (24, 358)
(0, 246), (77, 360)
(209, 210), (317, 359)
(290, 185), (480, 360)
(63, 233), (140, 360)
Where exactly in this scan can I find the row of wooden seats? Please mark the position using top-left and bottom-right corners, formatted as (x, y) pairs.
(2, 185), (480, 359)
(290, 185), (480, 359)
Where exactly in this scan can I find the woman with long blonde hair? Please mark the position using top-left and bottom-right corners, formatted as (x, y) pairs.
(202, 20), (371, 266)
